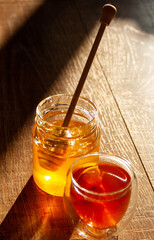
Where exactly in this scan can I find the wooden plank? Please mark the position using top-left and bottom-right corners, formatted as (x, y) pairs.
(0, 0), (96, 227)
(73, 0), (154, 239)
(0, 177), (73, 239)
(0, 0), (153, 239)
(75, 0), (154, 187)
(0, 0), (45, 48)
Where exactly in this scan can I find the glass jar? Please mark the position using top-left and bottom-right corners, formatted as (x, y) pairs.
(32, 94), (100, 196)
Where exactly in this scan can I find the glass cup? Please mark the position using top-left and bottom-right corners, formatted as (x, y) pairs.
(32, 94), (100, 196)
(63, 153), (138, 239)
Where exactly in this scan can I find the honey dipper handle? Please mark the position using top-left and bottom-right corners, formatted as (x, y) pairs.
(62, 4), (117, 127)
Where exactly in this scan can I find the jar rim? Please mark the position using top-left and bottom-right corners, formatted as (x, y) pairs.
(70, 153), (135, 198)
(35, 94), (99, 134)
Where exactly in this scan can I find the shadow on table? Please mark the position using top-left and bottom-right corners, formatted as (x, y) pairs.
(0, 0), (98, 158)
(0, 0), (153, 238)
(0, 176), (73, 240)
(0, 0), (153, 157)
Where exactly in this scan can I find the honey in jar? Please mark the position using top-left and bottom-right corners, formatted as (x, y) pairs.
(32, 94), (100, 196)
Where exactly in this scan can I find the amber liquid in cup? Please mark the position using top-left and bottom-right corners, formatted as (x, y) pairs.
(32, 95), (100, 196)
(64, 153), (137, 239)
(70, 163), (131, 229)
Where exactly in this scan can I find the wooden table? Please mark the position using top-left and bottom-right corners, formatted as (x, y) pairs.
(0, 0), (153, 239)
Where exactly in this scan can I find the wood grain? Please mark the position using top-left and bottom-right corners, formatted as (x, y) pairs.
(75, 0), (154, 187)
(0, 0), (153, 239)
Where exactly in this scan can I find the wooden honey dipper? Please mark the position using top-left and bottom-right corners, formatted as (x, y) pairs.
(38, 4), (117, 173)
(62, 4), (117, 127)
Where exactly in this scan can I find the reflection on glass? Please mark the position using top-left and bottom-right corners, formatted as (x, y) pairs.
(64, 153), (138, 239)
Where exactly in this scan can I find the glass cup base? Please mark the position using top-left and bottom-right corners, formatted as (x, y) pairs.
(74, 220), (118, 240)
